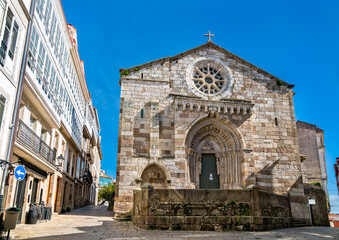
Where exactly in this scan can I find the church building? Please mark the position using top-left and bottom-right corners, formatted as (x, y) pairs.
(114, 35), (313, 225)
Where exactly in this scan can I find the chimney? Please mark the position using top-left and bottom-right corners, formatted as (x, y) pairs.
(67, 24), (78, 49)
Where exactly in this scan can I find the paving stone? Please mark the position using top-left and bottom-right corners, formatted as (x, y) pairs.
(9, 205), (339, 240)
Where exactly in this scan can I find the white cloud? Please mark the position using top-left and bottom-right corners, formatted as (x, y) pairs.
(330, 195), (339, 214)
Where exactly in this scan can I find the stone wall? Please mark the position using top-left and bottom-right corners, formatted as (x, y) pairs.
(297, 121), (323, 183)
(132, 186), (292, 231)
(296, 121), (328, 196)
(303, 183), (330, 226)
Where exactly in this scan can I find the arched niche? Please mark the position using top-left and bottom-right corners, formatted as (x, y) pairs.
(139, 163), (170, 189)
(185, 118), (243, 189)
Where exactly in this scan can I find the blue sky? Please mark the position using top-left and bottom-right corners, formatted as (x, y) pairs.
(61, 0), (339, 213)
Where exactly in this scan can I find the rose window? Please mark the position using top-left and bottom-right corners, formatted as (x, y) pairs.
(192, 64), (227, 95)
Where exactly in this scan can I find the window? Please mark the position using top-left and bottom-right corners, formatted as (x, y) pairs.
(36, 0), (45, 20)
(275, 118), (278, 127)
(8, 21), (18, 60)
(192, 64), (226, 95)
(49, 66), (55, 91)
(37, 42), (46, 74)
(44, 54), (51, 82)
(59, 39), (64, 61)
(76, 157), (81, 178)
(54, 76), (60, 97)
(0, 94), (5, 130)
(28, 26), (39, 70)
(54, 25), (60, 54)
(29, 115), (35, 128)
(44, 0), (52, 31)
(66, 150), (71, 173)
(39, 189), (43, 204)
(49, 12), (56, 40)
(0, 9), (20, 65)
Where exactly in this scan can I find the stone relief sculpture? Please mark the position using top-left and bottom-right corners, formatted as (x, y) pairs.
(201, 139), (215, 152)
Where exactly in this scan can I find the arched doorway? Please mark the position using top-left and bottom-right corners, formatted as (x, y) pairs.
(186, 118), (243, 189)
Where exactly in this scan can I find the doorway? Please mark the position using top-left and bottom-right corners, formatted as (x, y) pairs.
(14, 178), (27, 223)
(54, 178), (61, 212)
(200, 154), (219, 189)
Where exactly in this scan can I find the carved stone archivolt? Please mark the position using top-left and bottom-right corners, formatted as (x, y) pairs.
(186, 118), (243, 189)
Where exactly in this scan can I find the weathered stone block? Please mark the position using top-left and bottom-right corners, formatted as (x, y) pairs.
(170, 216), (184, 225)
(185, 216), (202, 225)
(203, 216), (217, 225)
(145, 216), (155, 225)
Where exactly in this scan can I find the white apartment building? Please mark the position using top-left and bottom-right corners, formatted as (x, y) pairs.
(0, 0), (30, 187)
(3, 0), (102, 223)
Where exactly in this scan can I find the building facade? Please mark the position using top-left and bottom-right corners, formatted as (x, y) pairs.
(329, 214), (339, 227)
(334, 158), (339, 196)
(99, 170), (115, 188)
(114, 41), (310, 223)
(296, 121), (328, 196)
(3, 0), (102, 223)
(0, 0), (30, 194)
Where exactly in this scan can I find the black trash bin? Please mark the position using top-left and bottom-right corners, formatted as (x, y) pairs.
(27, 208), (39, 224)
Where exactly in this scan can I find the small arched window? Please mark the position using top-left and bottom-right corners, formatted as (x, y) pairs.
(275, 118), (278, 126)
(141, 109), (144, 118)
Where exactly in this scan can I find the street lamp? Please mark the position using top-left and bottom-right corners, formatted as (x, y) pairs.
(56, 154), (65, 167)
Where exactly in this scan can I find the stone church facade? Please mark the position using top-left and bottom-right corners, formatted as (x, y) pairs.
(115, 41), (309, 222)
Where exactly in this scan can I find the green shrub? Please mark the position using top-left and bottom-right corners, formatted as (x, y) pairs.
(98, 183), (115, 203)
(310, 181), (322, 187)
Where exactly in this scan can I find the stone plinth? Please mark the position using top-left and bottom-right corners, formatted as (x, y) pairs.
(132, 187), (293, 231)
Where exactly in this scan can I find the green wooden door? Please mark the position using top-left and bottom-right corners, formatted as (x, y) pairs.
(200, 154), (220, 189)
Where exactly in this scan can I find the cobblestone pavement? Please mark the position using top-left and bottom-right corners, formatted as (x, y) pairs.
(10, 205), (339, 240)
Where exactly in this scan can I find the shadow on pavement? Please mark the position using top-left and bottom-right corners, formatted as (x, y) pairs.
(13, 223), (339, 240)
(61, 205), (113, 218)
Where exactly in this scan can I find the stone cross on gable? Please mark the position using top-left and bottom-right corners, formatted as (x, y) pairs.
(205, 31), (214, 42)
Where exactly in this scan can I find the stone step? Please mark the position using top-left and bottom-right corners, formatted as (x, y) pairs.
(293, 220), (309, 227)
(113, 214), (132, 222)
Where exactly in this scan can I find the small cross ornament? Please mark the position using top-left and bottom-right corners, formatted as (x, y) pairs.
(205, 31), (214, 42)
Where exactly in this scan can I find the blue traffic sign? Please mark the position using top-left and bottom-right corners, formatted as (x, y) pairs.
(14, 166), (26, 181)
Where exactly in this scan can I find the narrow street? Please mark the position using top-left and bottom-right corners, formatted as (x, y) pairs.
(8, 205), (339, 240)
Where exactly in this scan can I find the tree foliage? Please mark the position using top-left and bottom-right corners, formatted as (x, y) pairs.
(98, 184), (115, 203)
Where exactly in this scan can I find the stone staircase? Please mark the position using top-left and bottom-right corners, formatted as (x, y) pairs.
(113, 213), (132, 222)
(293, 220), (310, 227)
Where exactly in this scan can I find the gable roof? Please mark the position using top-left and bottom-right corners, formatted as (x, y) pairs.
(120, 42), (294, 88)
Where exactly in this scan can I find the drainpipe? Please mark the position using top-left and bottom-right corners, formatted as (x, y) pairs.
(0, 0), (37, 212)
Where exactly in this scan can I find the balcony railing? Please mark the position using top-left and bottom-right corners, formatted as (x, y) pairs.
(83, 168), (93, 184)
(17, 119), (56, 165)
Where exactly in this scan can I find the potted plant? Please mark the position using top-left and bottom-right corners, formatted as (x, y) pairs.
(61, 206), (66, 214)
(66, 206), (71, 212)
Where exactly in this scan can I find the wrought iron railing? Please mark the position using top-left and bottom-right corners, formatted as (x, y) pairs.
(17, 119), (56, 165)
(84, 168), (93, 184)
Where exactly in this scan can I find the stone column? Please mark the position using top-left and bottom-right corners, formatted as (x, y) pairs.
(224, 150), (242, 189)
